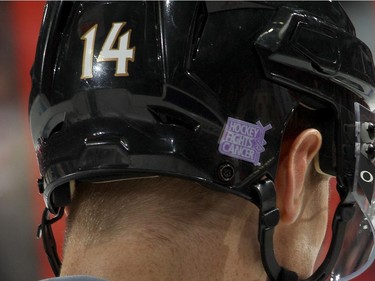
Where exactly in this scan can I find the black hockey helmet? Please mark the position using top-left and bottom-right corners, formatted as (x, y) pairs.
(29, 1), (375, 280)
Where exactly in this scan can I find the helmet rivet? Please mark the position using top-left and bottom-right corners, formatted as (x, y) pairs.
(365, 144), (375, 161)
(367, 122), (375, 140)
(218, 163), (235, 182)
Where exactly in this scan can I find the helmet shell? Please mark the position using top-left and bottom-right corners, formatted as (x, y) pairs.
(29, 1), (375, 212)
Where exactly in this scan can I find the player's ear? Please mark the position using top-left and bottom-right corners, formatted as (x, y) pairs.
(275, 129), (322, 224)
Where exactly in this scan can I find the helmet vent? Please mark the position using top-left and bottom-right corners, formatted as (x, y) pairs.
(148, 105), (201, 132)
(47, 122), (64, 139)
(190, 2), (208, 61)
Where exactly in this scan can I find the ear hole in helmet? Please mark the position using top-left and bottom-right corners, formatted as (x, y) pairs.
(283, 100), (337, 176)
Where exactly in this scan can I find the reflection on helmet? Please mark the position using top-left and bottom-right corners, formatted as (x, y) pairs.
(29, 1), (375, 280)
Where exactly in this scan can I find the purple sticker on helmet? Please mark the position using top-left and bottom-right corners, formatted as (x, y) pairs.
(218, 117), (272, 165)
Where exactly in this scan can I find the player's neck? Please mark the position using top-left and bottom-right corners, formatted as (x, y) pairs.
(61, 202), (267, 281)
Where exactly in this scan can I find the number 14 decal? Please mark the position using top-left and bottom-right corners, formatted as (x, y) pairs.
(81, 22), (136, 79)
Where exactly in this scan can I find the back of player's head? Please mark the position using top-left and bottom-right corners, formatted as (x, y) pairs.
(29, 1), (375, 280)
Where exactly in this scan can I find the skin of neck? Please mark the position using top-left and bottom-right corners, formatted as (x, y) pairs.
(61, 163), (329, 281)
(61, 189), (267, 281)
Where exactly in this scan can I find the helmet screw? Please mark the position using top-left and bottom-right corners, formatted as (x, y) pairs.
(218, 163), (235, 183)
(367, 122), (375, 140)
(365, 144), (375, 161)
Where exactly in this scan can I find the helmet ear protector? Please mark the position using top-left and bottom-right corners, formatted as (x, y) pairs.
(30, 1), (375, 280)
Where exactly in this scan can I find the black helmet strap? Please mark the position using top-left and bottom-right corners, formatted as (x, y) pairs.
(37, 207), (63, 276)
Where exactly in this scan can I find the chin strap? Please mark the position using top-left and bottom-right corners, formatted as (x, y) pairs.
(37, 207), (64, 276)
(251, 179), (355, 281)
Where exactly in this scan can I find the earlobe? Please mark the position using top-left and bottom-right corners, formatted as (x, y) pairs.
(275, 129), (322, 224)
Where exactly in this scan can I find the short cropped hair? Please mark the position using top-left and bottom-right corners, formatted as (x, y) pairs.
(64, 176), (243, 250)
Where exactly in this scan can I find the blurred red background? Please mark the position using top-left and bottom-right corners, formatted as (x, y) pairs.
(3, 1), (374, 280)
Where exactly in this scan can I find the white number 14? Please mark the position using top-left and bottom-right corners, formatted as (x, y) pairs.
(81, 22), (136, 79)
